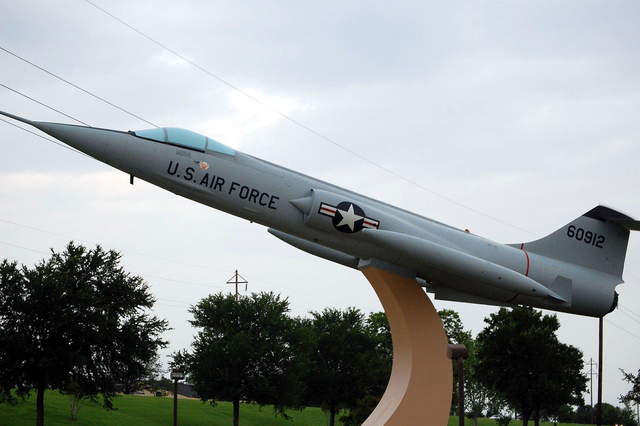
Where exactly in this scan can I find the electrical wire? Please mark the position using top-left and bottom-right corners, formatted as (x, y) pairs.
(616, 308), (640, 326)
(0, 117), (88, 156)
(135, 272), (229, 291)
(0, 241), (49, 256)
(0, 219), (376, 311)
(0, 238), (352, 318)
(604, 319), (640, 341)
(618, 304), (640, 321)
(4, 228), (640, 343)
(0, 83), (90, 126)
(0, 240), (329, 315)
(0, 46), (158, 128)
(82, 0), (538, 236)
(0, 239), (327, 315)
(157, 297), (191, 306)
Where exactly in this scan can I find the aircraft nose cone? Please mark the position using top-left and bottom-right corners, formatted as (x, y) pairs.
(31, 121), (110, 158)
(29, 121), (134, 168)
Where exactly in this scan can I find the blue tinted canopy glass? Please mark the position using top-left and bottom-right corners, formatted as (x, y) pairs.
(134, 127), (235, 156)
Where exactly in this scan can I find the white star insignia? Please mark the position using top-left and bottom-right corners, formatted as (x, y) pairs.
(336, 204), (364, 232)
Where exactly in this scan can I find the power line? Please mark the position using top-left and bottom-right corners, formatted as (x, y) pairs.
(0, 219), (375, 310)
(0, 238), (328, 314)
(82, 0), (538, 236)
(617, 308), (640, 326)
(154, 302), (191, 310)
(156, 297), (191, 307)
(0, 218), (229, 274)
(626, 272), (640, 283)
(0, 241), (50, 256)
(618, 304), (640, 321)
(136, 272), (229, 291)
(605, 319), (640, 341)
(0, 117), (88, 156)
(0, 46), (158, 128)
(0, 83), (90, 126)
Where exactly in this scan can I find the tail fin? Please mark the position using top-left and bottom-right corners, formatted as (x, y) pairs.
(511, 206), (639, 277)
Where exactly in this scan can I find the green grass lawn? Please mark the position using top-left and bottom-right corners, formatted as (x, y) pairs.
(0, 391), (344, 426)
(0, 391), (590, 426)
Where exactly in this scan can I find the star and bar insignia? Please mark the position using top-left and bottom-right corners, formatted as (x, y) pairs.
(319, 201), (380, 233)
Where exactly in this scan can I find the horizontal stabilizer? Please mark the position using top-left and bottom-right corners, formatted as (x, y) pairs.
(547, 276), (573, 305)
(585, 205), (640, 231)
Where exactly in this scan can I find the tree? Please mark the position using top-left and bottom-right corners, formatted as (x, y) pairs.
(60, 380), (87, 421)
(0, 242), (169, 426)
(304, 307), (382, 426)
(172, 291), (307, 426)
(365, 311), (393, 395)
(475, 307), (587, 426)
(440, 308), (472, 345)
(463, 338), (494, 426)
(439, 309), (473, 416)
(121, 352), (165, 395)
(573, 402), (638, 426)
(601, 402), (638, 426)
(339, 395), (381, 426)
(620, 368), (640, 425)
(439, 309), (493, 425)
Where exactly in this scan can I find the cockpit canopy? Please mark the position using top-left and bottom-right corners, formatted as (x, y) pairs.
(134, 127), (235, 156)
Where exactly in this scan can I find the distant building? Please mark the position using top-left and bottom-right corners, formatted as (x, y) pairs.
(177, 383), (198, 398)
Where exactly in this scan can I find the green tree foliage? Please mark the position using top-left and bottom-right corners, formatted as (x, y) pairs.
(439, 309), (493, 425)
(365, 312), (393, 394)
(172, 291), (307, 426)
(440, 309), (473, 415)
(366, 312), (392, 361)
(571, 402), (638, 426)
(475, 307), (587, 426)
(620, 368), (640, 422)
(303, 307), (383, 426)
(103, 350), (166, 397)
(339, 395), (381, 426)
(0, 242), (169, 426)
(60, 380), (86, 421)
(463, 338), (494, 426)
(601, 402), (638, 426)
(440, 308), (472, 345)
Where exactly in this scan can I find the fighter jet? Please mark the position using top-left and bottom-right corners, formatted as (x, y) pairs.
(2, 110), (637, 317)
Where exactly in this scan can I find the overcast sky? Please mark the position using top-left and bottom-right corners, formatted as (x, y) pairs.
(1, 0), (639, 408)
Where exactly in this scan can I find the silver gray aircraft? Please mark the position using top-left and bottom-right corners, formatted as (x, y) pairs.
(2, 110), (638, 317)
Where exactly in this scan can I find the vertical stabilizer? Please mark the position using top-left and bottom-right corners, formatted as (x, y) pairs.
(512, 206), (638, 277)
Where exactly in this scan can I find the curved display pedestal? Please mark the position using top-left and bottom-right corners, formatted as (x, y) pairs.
(361, 266), (452, 426)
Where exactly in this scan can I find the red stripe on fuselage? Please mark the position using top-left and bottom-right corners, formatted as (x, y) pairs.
(507, 294), (519, 303)
(519, 245), (530, 277)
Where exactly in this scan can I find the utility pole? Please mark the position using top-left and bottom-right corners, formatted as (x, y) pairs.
(447, 344), (469, 426)
(597, 317), (603, 426)
(227, 270), (248, 302)
(586, 358), (597, 424)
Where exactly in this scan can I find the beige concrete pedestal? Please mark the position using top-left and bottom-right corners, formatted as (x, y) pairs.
(361, 267), (452, 426)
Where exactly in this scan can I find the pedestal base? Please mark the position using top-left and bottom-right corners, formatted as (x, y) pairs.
(361, 267), (452, 426)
